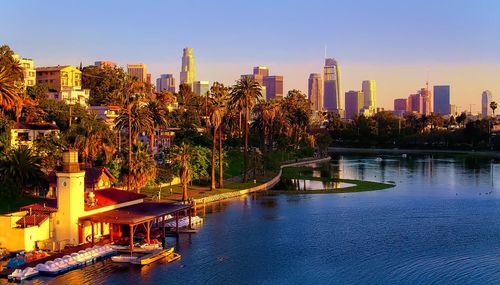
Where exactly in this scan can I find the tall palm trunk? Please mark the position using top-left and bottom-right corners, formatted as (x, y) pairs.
(149, 133), (155, 157)
(128, 106), (132, 192)
(243, 95), (249, 182)
(219, 126), (223, 189)
(210, 126), (217, 191)
(181, 163), (189, 202)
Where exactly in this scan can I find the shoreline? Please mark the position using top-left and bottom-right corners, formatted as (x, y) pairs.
(328, 147), (500, 158)
(191, 156), (332, 208)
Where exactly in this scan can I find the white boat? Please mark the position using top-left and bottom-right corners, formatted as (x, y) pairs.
(36, 261), (64, 276)
(111, 255), (138, 263)
(7, 267), (39, 281)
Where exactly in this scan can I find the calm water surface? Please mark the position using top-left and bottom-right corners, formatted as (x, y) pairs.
(14, 154), (500, 284)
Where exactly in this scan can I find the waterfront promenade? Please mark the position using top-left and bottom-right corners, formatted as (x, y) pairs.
(159, 156), (332, 208)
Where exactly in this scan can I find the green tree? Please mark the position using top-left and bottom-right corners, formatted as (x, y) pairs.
(167, 143), (210, 201)
(230, 77), (262, 182)
(82, 65), (127, 105)
(121, 142), (157, 192)
(34, 132), (67, 175)
(0, 146), (44, 197)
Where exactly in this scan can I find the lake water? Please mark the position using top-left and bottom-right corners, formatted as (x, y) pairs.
(12, 154), (500, 284)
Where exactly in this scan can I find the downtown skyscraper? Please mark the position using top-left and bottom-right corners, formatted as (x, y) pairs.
(308, 73), (323, 112)
(361, 80), (376, 114)
(156, 74), (176, 93)
(127, 63), (147, 82)
(482, 90), (493, 117)
(180, 47), (195, 86)
(433, 85), (450, 115)
(323, 58), (341, 113)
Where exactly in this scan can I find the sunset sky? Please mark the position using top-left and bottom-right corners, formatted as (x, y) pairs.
(2, 0), (499, 112)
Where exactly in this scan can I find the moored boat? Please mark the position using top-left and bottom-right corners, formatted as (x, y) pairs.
(7, 267), (39, 282)
(131, 247), (175, 265)
(111, 255), (139, 263)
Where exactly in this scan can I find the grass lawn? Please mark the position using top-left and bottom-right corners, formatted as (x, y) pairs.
(278, 166), (395, 193)
(0, 196), (47, 214)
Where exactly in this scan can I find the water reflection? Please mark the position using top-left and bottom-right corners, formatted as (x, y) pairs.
(5, 154), (499, 285)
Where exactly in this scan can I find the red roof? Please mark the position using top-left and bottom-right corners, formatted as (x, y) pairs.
(16, 214), (49, 227)
(85, 188), (145, 211)
(20, 199), (58, 213)
(80, 202), (191, 225)
(13, 122), (59, 131)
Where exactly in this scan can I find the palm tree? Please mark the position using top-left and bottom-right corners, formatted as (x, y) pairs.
(145, 99), (168, 156)
(74, 113), (115, 166)
(0, 146), (43, 196)
(123, 142), (157, 192)
(230, 77), (262, 182)
(0, 62), (23, 113)
(208, 82), (229, 190)
(168, 143), (194, 202)
(113, 75), (143, 191)
(491, 101), (497, 117)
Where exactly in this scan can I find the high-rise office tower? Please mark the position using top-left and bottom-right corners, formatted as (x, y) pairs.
(482, 90), (493, 117)
(127, 63), (147, 82)
(180, 47), (196, 86)
(344, 90), (364, 119)
(193, 81), (210, 96)
(433, 85), (450, 115)
(253, 66), (269, 86)
(263, 76), (283, 100)
(156, 74), (176, 93)
(408, 93), (423, 114)
(361, 80), (376, 110)
(420, 87), (432, 115)
(308, 73), (323, 112)
(323, 58), (341, 112)
(394, 98), (408, 116)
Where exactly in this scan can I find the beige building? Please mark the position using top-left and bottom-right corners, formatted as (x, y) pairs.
(10, 122), (59, 148)
(13, 54), (36, 88)
(36, 66), (90, 106)
(127, 63), (147, 82)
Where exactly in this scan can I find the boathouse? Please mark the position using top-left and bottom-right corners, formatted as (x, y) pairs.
(0, 149), (192, 251)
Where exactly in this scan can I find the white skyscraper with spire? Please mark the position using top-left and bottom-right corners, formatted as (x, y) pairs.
(180, 47), (196, 86)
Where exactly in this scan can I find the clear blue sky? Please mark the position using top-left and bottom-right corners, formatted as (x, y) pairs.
(2, 0), (499, 110)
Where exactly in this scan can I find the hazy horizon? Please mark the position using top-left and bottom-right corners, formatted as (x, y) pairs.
(2, 0), (499, 112)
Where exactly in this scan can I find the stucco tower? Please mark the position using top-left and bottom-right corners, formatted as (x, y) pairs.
(55, 149), (85, 244)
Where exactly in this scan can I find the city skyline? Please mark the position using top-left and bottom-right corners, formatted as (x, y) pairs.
(2, 0), (499, 111)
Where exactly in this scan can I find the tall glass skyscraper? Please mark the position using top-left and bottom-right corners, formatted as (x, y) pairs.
(482, 90), (493, 117)
(180, 47), (195, 86)
(323, 58), (341, 112)
(308, 73), (323, 112)
(433, 85), (450, 115)
(361, 80), (376, 110)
